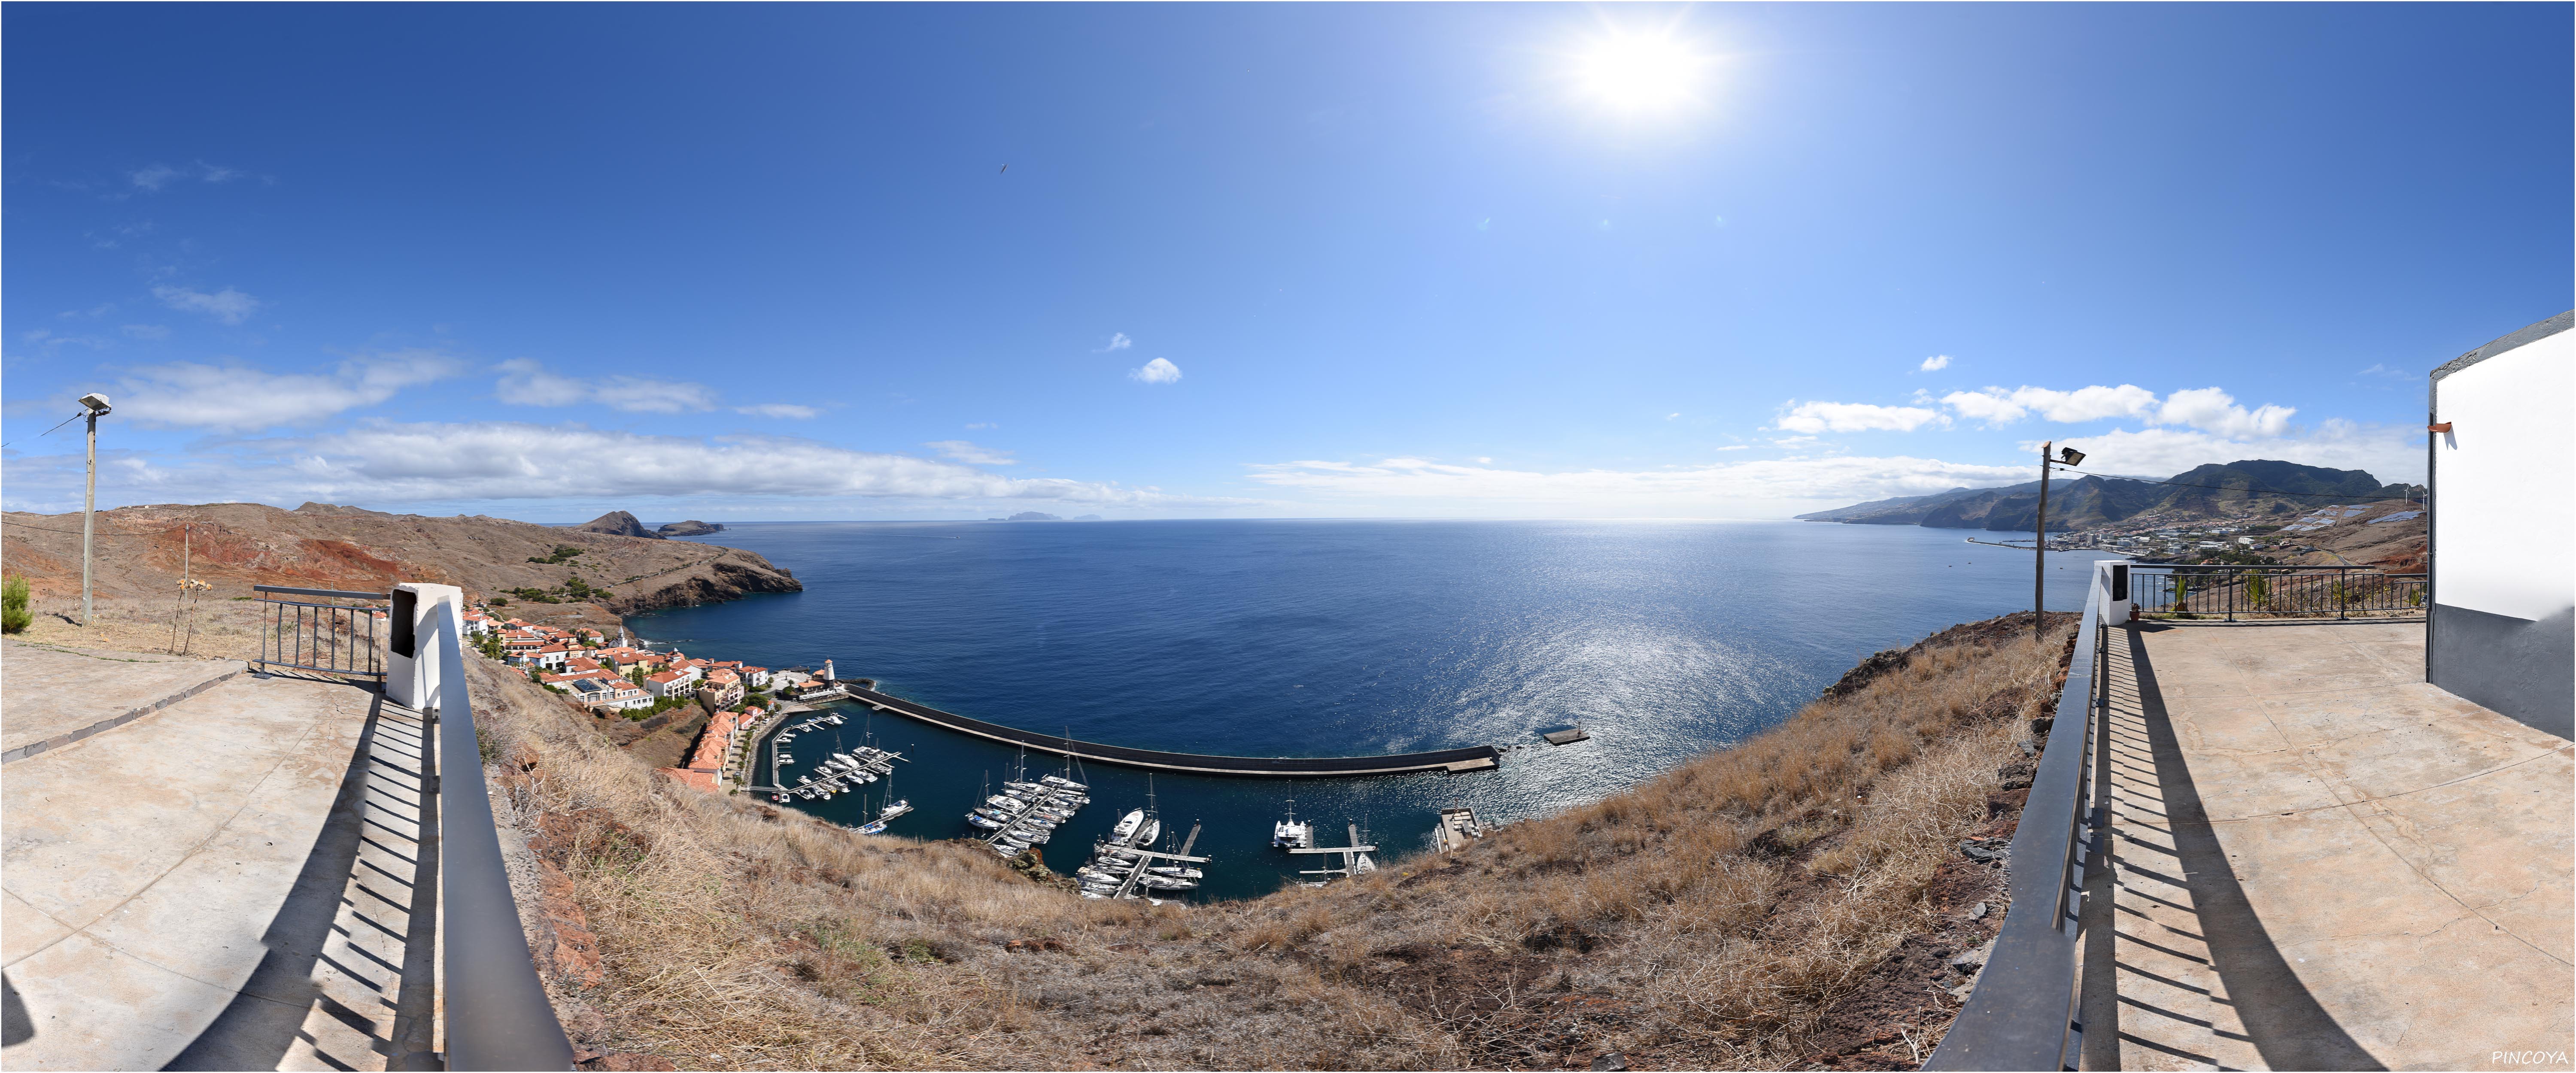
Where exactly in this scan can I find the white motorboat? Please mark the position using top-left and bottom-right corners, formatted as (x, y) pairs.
(967, 814), (1003, 830)
(1147, 866), (1203, 879)
(1136, 818), (1161, 846)
(1273, 799), (1313, 850)
(1109, 809), (1146, 843)
(1139, 875), (1197, 891)
(1354, 853), (1378, 875)
(1041, 774), (1087, 791)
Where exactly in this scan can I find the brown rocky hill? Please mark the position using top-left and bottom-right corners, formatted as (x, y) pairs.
(574, 510), (663, 540)
(0, 502), (799, 637)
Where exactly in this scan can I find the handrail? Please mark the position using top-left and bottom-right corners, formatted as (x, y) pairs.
(252, 583), (389, 600)
(424, 597), (577, 1070)
(1924, 566), (2107, 1070)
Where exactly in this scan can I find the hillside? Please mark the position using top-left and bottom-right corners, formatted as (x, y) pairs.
(0, 502), (799, 652)
(463, 611), (2075, 1070)
(1797, 460), (2419, 534)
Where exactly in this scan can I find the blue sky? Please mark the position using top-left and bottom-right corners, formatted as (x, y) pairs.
(5, 3), (2567, 521)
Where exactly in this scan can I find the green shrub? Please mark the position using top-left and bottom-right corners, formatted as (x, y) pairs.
(1, 575), (28, 634)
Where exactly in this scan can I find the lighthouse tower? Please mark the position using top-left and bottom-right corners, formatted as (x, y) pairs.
(821, 658), (835, 682)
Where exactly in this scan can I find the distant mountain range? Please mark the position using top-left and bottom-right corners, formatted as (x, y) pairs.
(1796, 460), (2421, 533)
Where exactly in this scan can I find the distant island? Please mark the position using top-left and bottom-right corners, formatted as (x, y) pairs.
(571, 510), (662, 539)
(987, 511), (1063, 521)
(656, 520), (725, 536)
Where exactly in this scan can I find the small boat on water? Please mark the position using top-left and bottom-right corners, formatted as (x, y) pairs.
(1041, 774), (1087, 791)
(1139, 875), (1197, 891)
(1147, 865), (1203, 879)
(967, 814), (1004, 830)
(1109, 809), (1147, 844)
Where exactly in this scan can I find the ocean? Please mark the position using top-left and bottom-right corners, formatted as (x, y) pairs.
(628, 519), (2117, 899)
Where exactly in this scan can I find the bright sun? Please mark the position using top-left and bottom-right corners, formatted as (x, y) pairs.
(1575, 32), (1706, 114)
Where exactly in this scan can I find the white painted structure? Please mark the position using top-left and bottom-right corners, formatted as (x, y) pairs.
(2429, 312), (2573, 738)
(387, 582), (465, 711)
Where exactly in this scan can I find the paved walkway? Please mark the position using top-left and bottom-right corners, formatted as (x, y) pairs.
(1, 641), (242, 761)
(1, 640), (433, 1071)
(2080, 621), (2573, 1071)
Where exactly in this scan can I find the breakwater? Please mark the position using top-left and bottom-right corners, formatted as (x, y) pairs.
(843, 686), (1501, 777)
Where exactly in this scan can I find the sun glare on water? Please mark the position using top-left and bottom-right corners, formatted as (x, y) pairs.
(1574, 30), (1710, 116)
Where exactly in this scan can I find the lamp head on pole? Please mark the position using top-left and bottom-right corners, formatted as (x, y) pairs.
(2057, 446), (2085, 467)
(76, 392), (112, 417)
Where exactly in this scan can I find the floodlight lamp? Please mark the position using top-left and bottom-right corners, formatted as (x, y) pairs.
(2058, 447), (2086, 467)
(77, 392), (112, 415)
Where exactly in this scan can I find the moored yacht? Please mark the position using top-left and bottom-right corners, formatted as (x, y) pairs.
(1272, 799), (1313, 850)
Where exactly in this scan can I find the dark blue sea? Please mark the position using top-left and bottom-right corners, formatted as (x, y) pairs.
(629, 519), (2114, 899)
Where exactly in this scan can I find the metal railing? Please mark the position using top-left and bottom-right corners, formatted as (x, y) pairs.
(1925, 565), (2109, 1071)
(419, 595), (578, 1071)
(252, 584), (390, 679)
(2128, 565), (2426, 621)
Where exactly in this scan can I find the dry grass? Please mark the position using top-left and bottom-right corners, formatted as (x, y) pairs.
(462, 613), (2072, 1071)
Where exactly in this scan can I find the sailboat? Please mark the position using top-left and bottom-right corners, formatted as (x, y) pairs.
(854, 766), (909, 835)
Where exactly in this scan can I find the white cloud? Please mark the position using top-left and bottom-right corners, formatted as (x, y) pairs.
(1665, 412), (1680, 420)
(130, 164), (184, 191)
(1935, 383), (2291, 436)
(130, 162), (242, 191)
(1940, 384), (2159, 425)
(494, 360), (723, 413)
(1775, 400), (1947, 433)
(735, 403), (819, 419)
(118, 352), (465, 433)
(925, 440), (1016, 465)
(1716, 445), (1750, 451)
(1, 423), (1251, 512)
(152, 285), (261, 325)
(1097, 332), (1133, 352)
(2155, 387), (2293, 437)
(1919, 354), (1951, 372)
(592, 377), (720, 414)
(1245, 454), (2031, 517)
(2045, 419), (2419, 485)
(1130, 357), (1182, 385)
(122, 324), (171, 340)
(966, 422), (997, 430)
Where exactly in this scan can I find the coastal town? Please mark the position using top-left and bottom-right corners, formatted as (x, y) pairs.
(460, 604), (851, 795)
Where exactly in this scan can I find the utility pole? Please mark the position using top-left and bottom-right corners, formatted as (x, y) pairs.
(75, 393), (112, 627)
(2034, 440), (2050, 638)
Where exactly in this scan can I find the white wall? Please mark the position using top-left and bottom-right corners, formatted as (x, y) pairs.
(2436, 330), (2575, 623)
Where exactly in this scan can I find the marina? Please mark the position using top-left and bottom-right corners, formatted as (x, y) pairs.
(752, 711), (911, 804)
(968, 750), (1092, 857)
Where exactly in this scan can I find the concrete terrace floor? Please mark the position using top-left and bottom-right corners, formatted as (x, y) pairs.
(2080, 621), (2573, 1072)
(1, 640), (436, 1071)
